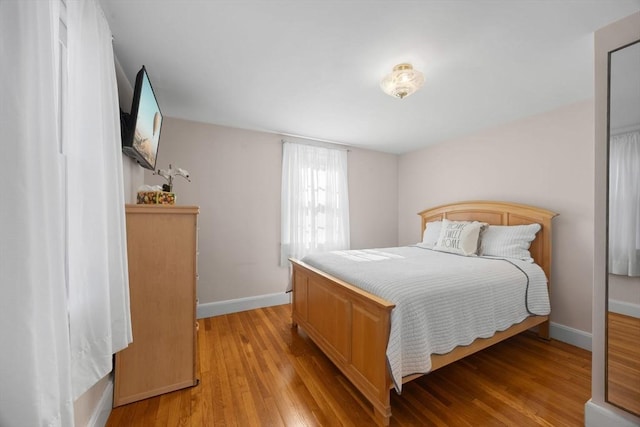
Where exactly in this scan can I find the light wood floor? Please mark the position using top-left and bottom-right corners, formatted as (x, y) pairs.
(107, 304), (591, 426)
(608, 311), (640, 416)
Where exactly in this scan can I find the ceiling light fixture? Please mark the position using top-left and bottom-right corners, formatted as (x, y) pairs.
(380, 63), (424, 99)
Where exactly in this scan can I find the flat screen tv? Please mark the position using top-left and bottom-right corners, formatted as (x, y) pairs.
(121, 66), (162, 170)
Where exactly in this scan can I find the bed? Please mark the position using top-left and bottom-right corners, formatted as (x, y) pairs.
(289, 200), (558, 426)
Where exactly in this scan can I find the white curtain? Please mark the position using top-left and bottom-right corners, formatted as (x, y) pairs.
(0, 1), (75, 426)
(0, 0), (132, 423)
(609, 131), (640, 276)
(66, 0), (132, 398)
(281, 142), (350, 266)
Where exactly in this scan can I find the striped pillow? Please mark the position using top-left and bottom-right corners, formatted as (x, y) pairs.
(480, 223), (541, 262)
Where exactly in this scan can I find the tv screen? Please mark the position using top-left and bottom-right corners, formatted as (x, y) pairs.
(121, 66), (162, 170)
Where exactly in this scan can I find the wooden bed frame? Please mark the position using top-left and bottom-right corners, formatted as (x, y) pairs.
(289, 200), (558, 426)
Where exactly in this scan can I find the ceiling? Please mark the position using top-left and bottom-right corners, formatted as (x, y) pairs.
(99, 0), (640, 154)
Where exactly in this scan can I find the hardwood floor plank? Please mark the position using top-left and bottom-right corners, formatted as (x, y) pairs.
(107, 304), (591, 426)
(390, 391), (448, 427)
(607, 311), (640, 415)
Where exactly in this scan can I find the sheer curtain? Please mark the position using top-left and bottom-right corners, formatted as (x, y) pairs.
(281, 142), (350, 267)
(0, 0), (132, 423)
(0, 1), (75, 425)
(66, 0), (132, 398)
(609, 131), (640, 276)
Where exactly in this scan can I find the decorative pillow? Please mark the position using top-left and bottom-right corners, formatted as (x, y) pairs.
(433, 219), (487, 256)
(479, 223), (542, 262)
(420, 221), (442, 248)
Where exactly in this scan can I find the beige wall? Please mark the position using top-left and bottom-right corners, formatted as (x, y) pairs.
(348, 146), (399, 249)
(609, 274), (640, 307)
(144, 118), (398, 304)
(398, 99), (595, 334)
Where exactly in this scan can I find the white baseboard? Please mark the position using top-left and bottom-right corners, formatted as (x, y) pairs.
(549, 321), (592, 351)
(88, 377), (113, 427)
(197, 292), (290, 319)
(609, 299), (640, 318)
(585, 399), (640, 427)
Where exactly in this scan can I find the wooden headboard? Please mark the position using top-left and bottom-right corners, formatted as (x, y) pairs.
(418, 200), (558, 281)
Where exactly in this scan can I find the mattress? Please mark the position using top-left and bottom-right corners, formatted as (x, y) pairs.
(301, 246), (550, 392)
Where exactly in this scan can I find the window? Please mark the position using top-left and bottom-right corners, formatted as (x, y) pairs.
(280, 142), (350, 266)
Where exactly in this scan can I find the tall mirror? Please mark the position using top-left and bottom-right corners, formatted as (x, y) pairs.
(607, 39), (640, 416)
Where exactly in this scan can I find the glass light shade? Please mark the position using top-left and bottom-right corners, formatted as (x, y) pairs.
(380, 63), (425, 99)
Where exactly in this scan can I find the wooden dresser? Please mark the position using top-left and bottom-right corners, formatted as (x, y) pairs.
(114, 204), (199, 407)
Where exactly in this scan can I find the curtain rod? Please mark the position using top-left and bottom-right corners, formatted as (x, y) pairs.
(281, 139), (350, 152)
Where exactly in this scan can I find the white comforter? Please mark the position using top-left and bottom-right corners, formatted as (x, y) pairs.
(301, 246), (550, 392)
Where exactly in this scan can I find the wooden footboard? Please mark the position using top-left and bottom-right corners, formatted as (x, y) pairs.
(290, 259), (395, 425)
(290, 200), (558, 426)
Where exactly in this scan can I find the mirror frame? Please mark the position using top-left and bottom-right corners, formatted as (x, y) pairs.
(594, 11), (640, 424)
(605, 38), (640, 416)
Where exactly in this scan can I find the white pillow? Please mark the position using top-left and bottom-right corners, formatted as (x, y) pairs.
(480, 223), (541, 262)
(420, 221), (442, 248)
(433, 219), (487, 256)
